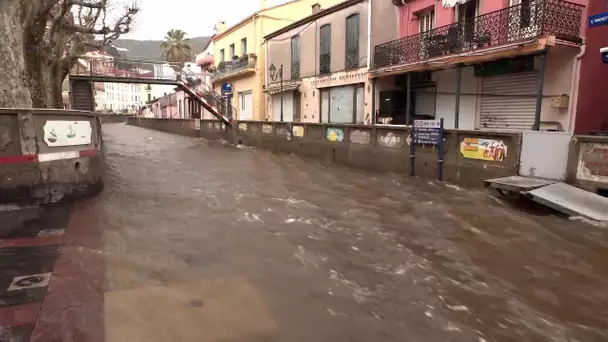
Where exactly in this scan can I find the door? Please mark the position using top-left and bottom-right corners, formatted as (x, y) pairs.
(480, 72), (539, 130)
(239, 91), (253, 120)
(272, 92), (294, 122)
(329, 86), (355, 123)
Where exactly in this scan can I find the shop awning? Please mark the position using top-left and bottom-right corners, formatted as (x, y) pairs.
(264, 81), (300, 95)
(442, 0), (470, 7)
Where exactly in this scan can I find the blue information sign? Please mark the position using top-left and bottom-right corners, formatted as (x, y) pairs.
(410, 119), (445, 181)
(413, 120), (442, 145)
(221, 83), (233, 95)
(589, 12), (608, 28)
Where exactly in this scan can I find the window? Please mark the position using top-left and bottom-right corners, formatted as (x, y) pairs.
(241, 38), (247, 55)
(319, 24), (331, 74)
(220, 49), (225, 62)
(291, 35), (300, 79)
(230, 44), (235, 58)
(346, 14), (360, 69)
(419, 10), (435, 33)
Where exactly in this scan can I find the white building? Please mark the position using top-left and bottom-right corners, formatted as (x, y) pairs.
(100, 83), (141, 113)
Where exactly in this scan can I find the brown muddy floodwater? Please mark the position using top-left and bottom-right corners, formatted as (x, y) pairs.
(1, 123), (608, 342)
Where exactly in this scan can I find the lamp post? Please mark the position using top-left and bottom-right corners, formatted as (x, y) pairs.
(269, 63), (284, 122)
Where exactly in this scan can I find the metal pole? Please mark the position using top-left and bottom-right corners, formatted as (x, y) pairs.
(371, 79), (376, 124)
(533, 50), (548, 131)
(454, 64), (462, 129)
(280, 65), (284, 122)
(405, 73), (411, 125)
(438, 118), (444, 181)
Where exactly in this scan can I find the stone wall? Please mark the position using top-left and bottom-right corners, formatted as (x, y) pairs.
(129, 118), (521, 187)
(0, 109), (104, 205)
(99, 114), (134, 124)
(567, 135), (608, 194)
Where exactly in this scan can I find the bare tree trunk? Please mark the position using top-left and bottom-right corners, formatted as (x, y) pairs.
(0, 0), (33, 107)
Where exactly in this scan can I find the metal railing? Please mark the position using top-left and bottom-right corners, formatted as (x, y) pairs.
(291, 61), (300, 79)
(213, 58), (256, 79)
(70, 57), (184, 81)
(179, 75), (237, 120)
(346, 48), (359, 69)
(320, 53), (331, 74)
(373, 0), (584, 69)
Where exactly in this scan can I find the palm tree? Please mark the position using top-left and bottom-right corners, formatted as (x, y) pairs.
(160, 29), (193, 64)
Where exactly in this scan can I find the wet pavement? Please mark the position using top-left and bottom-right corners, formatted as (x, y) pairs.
(1, 123), (608, 342)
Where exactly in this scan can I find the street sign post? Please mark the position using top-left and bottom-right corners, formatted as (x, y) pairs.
(411, 119), (445, 181)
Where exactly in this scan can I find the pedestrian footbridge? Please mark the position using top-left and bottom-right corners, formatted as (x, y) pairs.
(68, 57), (233, 126)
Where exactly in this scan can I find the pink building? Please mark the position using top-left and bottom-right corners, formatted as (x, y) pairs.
(370, 0), (587, 132)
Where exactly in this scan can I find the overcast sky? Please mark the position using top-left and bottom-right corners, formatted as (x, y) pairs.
(121, 0), (291, 40)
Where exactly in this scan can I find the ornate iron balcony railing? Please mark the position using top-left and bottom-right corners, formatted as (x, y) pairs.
(373, 0), (583, 69)
(320, 53), (331, 74)
(291, 61), (300, 79)
(346, 48), (359, 69)
(213, 58), (256, 79)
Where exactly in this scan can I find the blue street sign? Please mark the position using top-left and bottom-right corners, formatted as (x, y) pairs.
(221, 83), (232, 95)
(589, 12), (608, 28)
(410, 119), (445, 181)
(413, 120), (442, 145)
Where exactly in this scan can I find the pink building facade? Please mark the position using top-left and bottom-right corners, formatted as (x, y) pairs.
(370, 0), (588, 132)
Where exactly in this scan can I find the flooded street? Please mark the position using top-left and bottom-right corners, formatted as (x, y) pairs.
(2, 123), (608, 341)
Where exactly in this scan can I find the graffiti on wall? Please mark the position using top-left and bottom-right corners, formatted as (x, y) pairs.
(577, 143), (608, 182)
(238, 123), (248, 132)
(43, 121), (92, 147)
(214, 122), (221, 130)
(262, 124), (273, 134)
(276, 127), (287, 135)
(292, 126), (304, 138)
(350, 130), (371, 145)
(378, 132), (403, 148)
(460, 138), (507, 161)
(326, 128), (344, 142)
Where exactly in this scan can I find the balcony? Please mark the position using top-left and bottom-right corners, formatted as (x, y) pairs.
(320, 53), (331, 74)
(373, 0), (584, 69)
(291, 61), (300, 79)
(212, 57), (256, 81)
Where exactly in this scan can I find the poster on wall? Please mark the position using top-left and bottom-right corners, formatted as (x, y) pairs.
(43, 121), (92, 147)
(460, 138), (507, 161)
(326, 128), (344, 142)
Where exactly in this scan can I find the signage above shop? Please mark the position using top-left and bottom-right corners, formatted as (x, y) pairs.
(311, 70), (366, 88)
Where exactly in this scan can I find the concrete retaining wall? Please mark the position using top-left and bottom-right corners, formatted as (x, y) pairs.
(129, 118), (521, 187)
(99, 114), (134, 124)
(567, 135), (608, 194)
(0, 109), (104, 205)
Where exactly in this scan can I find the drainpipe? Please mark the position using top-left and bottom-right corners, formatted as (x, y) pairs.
(567, 43), (585, 132)
(533, 49), (548, 131)
(371, 79), (376, 124)
(454, 64), (462, 129)
(265, 39), (269, 120)
(405, 73), (411, 125)
(366, 0), (372, 69)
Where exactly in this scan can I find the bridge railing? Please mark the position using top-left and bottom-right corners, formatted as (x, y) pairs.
(71, 57), (184, 81)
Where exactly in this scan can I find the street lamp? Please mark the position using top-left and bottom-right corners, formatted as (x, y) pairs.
(269, 63), (284, 122)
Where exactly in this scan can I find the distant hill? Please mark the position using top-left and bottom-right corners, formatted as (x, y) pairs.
(107, 36), (212, 60)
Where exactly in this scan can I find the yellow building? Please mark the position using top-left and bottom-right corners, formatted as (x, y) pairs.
(212, 0), (346, 121)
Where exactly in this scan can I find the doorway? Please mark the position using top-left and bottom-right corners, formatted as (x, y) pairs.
(239, 90), (253, 120)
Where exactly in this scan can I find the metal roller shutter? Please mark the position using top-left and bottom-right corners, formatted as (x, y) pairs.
(480, 72), (539, 130)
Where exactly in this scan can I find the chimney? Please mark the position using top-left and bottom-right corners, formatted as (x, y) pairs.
(215, 21), (227, 34)
(312, 3), (321, 14)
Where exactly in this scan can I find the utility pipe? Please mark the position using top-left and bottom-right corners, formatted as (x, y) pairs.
(366, 0), (372, 69)
(567, 43), (585, 132)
